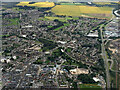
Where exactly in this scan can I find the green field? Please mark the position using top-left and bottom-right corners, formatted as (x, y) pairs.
(0, 35), (10, 37)
(45, 16), (73, 22)
(60, 2), (85, 5)
(10, 18), (19, 25)
(54, 23), (70, 31)
(79, 84), (102, 89)
(47, 25), (53, 28)
(4, 18), (19, 26)
(38, 16), (79, 22)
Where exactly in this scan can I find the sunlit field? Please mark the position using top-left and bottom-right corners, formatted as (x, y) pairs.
(51, 5), (113, 19)
(16, 2), (30, 6)
(17, 2), (55, 7)
(93, 2), (118, 5)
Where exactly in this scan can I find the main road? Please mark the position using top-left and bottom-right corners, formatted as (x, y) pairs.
(100, 24), (110, 88)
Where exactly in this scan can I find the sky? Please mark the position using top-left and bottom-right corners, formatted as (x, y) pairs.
(0, 0), (119, 2)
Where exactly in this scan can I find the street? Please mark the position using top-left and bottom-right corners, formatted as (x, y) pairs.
(100, 24), (110, 88)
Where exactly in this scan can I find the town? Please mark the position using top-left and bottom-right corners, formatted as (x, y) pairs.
(0, 1), (120, 89)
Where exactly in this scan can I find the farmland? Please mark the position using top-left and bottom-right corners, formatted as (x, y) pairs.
(93, 2), (112, 5)
(51, 5), (113, 19)
(38, 16), (79, 22)
(16, 2), (114, 19)
(79, 6), (112, 14)
(16, 2), (55, 7)
(51, 5), (81, 16)
(93, 2), (118, 5)
(45, 16), (73, 22)
(60, 2), (85, 5)
(16, 2), (30, 6)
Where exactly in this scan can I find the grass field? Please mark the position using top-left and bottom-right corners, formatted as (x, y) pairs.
(60, 3), (76, 5)
(79, 84), (102, 88)
(45, 16), (73, 22)
(17, 2), (55, 7)
(54, 23), (70, 31)
(38, 16), (79, 22)
(0, 34), (10, 37)
(9, 18), (19, 26)
(51, 5), (113, 19)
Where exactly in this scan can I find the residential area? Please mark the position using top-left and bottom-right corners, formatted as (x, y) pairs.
(0, 1), (120, 89)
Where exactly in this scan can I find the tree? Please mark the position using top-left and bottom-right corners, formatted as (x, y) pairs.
(77, 74), (96, 84)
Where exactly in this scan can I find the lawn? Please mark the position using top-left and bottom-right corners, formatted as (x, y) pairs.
(51, 5), (113, 19)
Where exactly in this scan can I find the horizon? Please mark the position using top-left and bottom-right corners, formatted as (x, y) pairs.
(1, 0), (120, 2)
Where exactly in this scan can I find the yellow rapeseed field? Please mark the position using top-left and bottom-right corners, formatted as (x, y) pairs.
(78, 6), (112, 14)
(16, 2), (30, 6)
(93, 2), (112, 5)
(51, 5), (113, 19)
(51, 5), (80, 16)
(93, 2), (119, 5)
(17, 2), (55, 7)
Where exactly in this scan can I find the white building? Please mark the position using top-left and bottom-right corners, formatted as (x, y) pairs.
(69, 67), (89, 75)
(93, 77), (100, 82)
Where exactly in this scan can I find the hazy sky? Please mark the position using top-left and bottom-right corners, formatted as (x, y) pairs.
(1, 0), (119, 2)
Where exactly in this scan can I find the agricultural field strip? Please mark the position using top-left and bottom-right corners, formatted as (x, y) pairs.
(17, 2), (55, 7)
